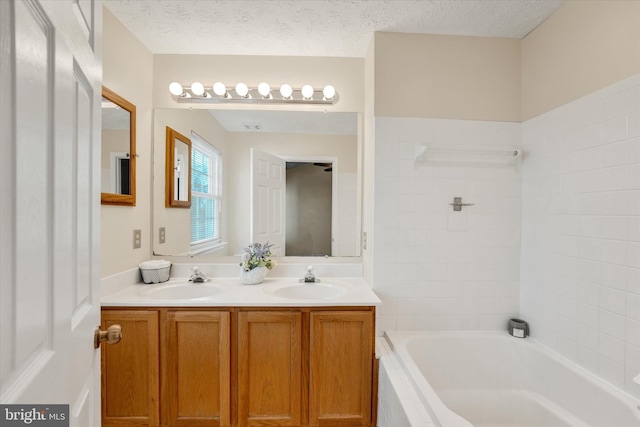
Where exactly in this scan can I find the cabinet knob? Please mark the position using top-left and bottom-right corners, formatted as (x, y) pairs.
(94, 324), (122, 349)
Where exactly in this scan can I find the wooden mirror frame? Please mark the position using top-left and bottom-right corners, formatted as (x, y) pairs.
(165, 126), (191, 208)
(101, 86), (136, 206)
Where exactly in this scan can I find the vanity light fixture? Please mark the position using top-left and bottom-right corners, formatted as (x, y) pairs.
(168, 81), (339, 104)
(301, 84), (314, 99)
(322, 85), (336, 100)
(235, 82), (250, 98)
(279, 84), (293, 99)
(213, 82), (228, 97)
(257, 82), (271, 98)
(169, 82), (186, 97)
(190, 81), (205, 97)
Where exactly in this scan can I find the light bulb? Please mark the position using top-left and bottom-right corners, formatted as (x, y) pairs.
(301, 84), (314, 99)
(235, 82), (249, 98)
(322, 85), (336, 100)
(258, 82), (271, 98)
(190, 82), (205, 96)
(280, 84), (293, 99)
(169, 82), (184, 96)
(213, 82), (227, 97)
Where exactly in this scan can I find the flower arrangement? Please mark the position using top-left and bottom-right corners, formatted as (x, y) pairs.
(240, 242), (276, 271)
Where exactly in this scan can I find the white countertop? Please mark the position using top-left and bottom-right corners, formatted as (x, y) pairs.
(101, 276), (381, 307)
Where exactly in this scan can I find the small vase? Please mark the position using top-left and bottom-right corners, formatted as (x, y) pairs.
(240, 266), (269, 285)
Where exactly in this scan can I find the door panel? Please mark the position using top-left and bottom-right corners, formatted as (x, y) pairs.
(251, 149), (285, 255)
(12, 0), (54, 378)
(0, 1), (102, 426)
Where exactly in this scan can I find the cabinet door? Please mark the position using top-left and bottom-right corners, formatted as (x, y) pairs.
(164, 311), (231, 427)
(101, 310), (159, 427)
(238, 311), (302, 427)
(309, 311), (374, 427)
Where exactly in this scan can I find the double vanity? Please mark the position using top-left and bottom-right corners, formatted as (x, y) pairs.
(100, 271), (380, 427)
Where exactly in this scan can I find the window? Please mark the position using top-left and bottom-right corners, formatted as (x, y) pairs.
(190, 132), (222, 251)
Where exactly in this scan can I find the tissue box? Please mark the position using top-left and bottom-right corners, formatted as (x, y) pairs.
(139, 260), (171, 284)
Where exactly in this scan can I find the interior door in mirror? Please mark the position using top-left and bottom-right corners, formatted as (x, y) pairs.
(101, 86), (136, 206)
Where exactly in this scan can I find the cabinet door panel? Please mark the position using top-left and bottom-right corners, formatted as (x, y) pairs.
(309, 311), (374, 427)
(164, 311), (231, 427)
(101, 310), (159, 427)
(238, 311), (302, 427)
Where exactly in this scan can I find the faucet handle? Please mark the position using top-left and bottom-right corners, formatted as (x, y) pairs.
(304, 265), (318, 283)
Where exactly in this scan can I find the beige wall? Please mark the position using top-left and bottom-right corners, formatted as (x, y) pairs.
(522, 0), (640, 120)
(152, 55), (364, 113)
(101, 129), (129, 168)
(152, 109), (229, 256)
(374, 32), (521, 122)
(101, 8), (154, 277)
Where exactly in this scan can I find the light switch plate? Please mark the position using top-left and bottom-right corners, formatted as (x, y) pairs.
(133, 229), (141, 249)
(159, 227), (166, 244)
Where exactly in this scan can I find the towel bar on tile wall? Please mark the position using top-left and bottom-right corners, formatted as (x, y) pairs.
(414, 144), (521, 167)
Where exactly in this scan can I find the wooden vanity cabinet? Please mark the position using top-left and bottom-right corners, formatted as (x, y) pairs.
(162, 310), (231, 427)
(309, 311), (374, 427)
(237, 311), (303, 427)
(101, 310), (160, 427)
(101, 307), (375, 427)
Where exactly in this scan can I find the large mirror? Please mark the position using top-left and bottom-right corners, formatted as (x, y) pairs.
(101, 86), (136, 206)
(153, 109), (362, 258)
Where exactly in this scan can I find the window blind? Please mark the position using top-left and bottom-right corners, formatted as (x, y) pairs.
(190, 133), (221, 246)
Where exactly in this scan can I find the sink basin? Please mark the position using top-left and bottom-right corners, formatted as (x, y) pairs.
(267, 283), (347, 300)
(140, 283), (223, 300)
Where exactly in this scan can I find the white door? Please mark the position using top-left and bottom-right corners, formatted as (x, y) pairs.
(1, 1), (103, 425)
(251, 149), (286, 256)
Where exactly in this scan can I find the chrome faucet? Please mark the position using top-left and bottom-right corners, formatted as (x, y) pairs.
(190, 266), (208, 283)
(303, 265), (319, 283)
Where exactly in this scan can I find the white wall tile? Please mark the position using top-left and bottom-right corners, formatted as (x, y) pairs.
(373, 76), (639, 399)
(374, 117), (522, 334)
(599, 287), (627, 315)
(629, 111), (640, 138)
(598, 356), (626, 389)
(521, 75), (640, 397)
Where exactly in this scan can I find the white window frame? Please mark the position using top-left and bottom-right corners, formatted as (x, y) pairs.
(190, 132), (224, 254)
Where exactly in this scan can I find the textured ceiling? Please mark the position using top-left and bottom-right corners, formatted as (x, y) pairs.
(103, 0), (564, 57)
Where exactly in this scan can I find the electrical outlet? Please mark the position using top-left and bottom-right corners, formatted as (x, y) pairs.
(133, 229), (142, 249)
(159, 227), (166, 244)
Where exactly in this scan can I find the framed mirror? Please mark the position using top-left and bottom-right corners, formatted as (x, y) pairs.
(153, 109), (361, 258)
(101, 86), (136, 206)
(165, 126), (191, 208)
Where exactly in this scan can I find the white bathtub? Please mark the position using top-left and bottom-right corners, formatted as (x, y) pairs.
(384, 331), (640, 427)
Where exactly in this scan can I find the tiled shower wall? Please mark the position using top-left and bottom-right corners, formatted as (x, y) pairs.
(374, 117), (522, 334)
(520, 74), (640, 399)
